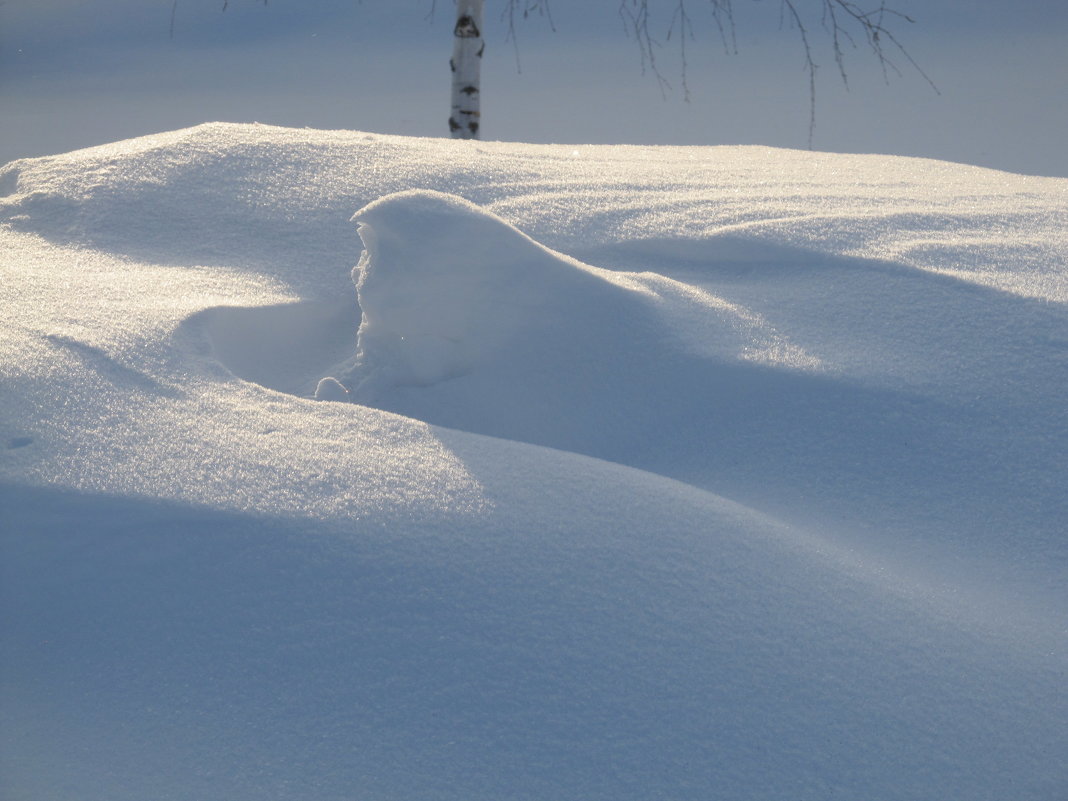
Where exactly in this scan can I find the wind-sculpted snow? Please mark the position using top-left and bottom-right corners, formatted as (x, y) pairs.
(343, 190), (819, 392)
(3, 122), (1065, 301)
(321, 190), (1066, 589)
(2, 124), (1067, 801)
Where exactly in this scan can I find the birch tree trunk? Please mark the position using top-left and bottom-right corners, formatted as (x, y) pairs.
(449, 0), (484, 139)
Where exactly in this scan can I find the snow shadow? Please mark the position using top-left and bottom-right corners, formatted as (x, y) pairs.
(0, 145), (366, 296)
(340, 192), (1066, 570)
(5, 479), (1066, 801)
(43, 333), (184, 399)
(192, 190), (1066, 580)
(190, 298), (360, 397)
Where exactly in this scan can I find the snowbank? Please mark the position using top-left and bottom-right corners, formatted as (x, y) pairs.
(2, 123), (1066, 801)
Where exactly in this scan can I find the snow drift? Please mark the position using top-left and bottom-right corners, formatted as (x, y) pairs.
(2, 123), (1066, 801)
(338, 190), (818, 440)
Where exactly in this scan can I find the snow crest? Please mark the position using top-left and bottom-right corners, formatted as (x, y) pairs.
(343, 190), (819, 409)
(347, 190), (617, 392)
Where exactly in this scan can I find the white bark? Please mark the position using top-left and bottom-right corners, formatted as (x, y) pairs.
(449, 0), (484, 139)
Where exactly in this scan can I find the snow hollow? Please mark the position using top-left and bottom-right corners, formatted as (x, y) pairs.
(2, 123), (1067, 801)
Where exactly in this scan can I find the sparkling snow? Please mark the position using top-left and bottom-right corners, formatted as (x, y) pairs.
(2, 123), (1066, 801)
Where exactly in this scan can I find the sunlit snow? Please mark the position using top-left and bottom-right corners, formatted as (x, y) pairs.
(2, 123), (1066, 801)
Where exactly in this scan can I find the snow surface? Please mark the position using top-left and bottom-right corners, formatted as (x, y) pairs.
(2, 123), (1067, 800)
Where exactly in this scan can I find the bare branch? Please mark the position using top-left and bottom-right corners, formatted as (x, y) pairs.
(619, 0), (934, 148)
(781, 0), (819, 147)
(221, 0), (268, 10)
(619, 1), (673, 98)
(666, 1), (697, 101)
(503, 1), (556, 73)
(183, 0), (935, 147)
(709, 0), (738, 56)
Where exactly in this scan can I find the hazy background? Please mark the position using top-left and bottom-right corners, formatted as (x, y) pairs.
(2, 0), (1066, 176)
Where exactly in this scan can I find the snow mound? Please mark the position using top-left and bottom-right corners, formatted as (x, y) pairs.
(3, 124), (1067, 801)
(348, 190), (606, 389)
(338, 190), (819, 453)
(328, 189), (1068, 600)
(348, 190), (817, 394)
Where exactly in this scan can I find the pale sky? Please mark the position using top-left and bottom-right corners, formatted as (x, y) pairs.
(2, 0), (1066, 176)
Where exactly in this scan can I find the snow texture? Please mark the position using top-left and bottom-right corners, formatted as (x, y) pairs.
(1, 123), (1067, 801)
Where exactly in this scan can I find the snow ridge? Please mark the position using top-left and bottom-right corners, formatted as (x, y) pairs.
(2, 124), (1067, 801)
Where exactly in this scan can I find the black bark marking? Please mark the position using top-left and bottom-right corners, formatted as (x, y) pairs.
(454, 15), (480, 38)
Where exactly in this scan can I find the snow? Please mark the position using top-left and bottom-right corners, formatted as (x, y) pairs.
(2, 123), (1067, 800)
